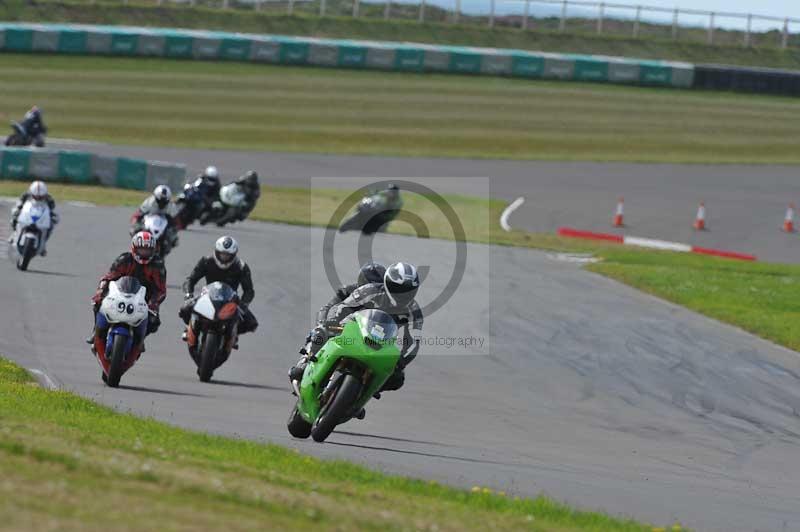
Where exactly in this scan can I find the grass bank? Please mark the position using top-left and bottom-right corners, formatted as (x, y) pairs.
(4, 0), (800, 69)
(0, 357), (665, 531)
(3, 54), (800, 163)
(3, 181), (799, 353)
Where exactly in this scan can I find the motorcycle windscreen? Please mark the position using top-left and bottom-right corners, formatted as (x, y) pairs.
(115, 276), (142, 295)
(205, 282), (236, 303)
(355, 309), (398, 346)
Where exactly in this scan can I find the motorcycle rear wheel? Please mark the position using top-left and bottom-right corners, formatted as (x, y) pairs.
(311, 374), (362, 443)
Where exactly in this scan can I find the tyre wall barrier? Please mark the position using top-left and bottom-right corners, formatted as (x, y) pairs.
(0, 147), (186, 192)
(694, 64), (800, 96)
(0, 23), (694, 89)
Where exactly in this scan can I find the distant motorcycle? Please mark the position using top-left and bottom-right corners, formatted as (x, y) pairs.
(174, 179), (212, 230)
(91, 277), (150, 388)
(131, 213), (177, 257)
(4, 122), (44, 147)
(339, 195), (399, 234)
(201, 182), (255, 227)
(11, 198), (51, 271)
(185, 282), (240, 382)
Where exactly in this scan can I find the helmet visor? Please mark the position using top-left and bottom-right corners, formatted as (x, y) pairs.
(386, 283), (418, 307)
(136, 246), (155, 261)
(215, 250), (235, 265)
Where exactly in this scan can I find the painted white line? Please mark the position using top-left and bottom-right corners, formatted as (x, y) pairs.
(623, 236), (692, 253)
(47, 137), (105, 147)
(546, 253), (601, 264)
(500, 197), (525, 232)
(27, 368), (59, 390)
(66, 200), (96, 208)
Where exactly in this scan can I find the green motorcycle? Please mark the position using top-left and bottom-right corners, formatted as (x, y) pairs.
(288, 309), (401, 442)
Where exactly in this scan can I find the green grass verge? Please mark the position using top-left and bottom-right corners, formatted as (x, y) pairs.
(3, 54), (800, 163)
(4, 0), (800, 70)
(3, 181), (800, 355)
(0, 357), (667, 531)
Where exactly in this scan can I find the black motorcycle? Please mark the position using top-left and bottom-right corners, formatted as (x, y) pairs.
(200, 182), (258, 227)
(174, 179), (212, 230)
(184, 282), (240, 382)
(339, 195), (400, 234)
(5, 122), (45, 147)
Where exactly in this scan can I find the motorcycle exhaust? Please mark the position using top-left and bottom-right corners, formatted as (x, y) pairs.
(291, 379), (301, 398)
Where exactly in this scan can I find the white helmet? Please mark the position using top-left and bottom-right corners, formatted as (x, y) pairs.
(204, 166), (219, 179)
(29, 180), (48, 201)
(214, 236), (239, 269)
(153, 184), (172, 209)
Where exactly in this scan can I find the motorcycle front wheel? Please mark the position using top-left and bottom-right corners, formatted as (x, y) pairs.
(106, 334), (128, 388)
(198, 331), (218, 383)
(311, 374), (362, 442)
(16, 238), (35, 271)
(287, 403), (312, 439)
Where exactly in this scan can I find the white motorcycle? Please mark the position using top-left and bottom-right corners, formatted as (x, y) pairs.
(12, 199), (51, 271)
(202, 183), (250, 227)
(91, 277), (150, 387)
(141, 213), (177, 257)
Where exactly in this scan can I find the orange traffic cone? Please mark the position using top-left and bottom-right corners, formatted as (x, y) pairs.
(693, 202), (707, 231)
(613, 197), (624, 227)
(784, 203), (795, 233)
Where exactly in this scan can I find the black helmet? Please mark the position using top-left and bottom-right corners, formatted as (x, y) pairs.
(241, 171), (259, 188)
(384, 262), (419, 307)
(357, 262), (386, 287)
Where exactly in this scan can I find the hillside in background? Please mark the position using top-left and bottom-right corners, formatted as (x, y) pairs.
(3, 0), (800, 69)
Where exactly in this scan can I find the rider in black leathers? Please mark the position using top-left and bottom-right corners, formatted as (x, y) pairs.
(6, 106), (47, 147)
(179, 236), (258, 341)
(233, 170), (260, 222)
(314, 262), (386, 326)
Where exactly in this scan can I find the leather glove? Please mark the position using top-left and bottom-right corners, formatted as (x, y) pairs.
(147, 311), (161, 334)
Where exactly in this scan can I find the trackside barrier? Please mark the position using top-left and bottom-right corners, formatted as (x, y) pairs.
(0, 23), (695, 89)
(0, 148), (186, 192)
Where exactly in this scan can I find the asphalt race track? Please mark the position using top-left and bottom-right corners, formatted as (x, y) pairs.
(3, 200), (800, 532)
(49, 140), (800, 263)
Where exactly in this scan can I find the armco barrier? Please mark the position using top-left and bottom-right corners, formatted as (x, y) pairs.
(694, 64), (800, 96)
(0, 23), (695, 89)
(0, 147), (186, 192)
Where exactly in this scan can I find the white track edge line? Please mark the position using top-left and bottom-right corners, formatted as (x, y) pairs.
(27, 368), (59, 390)
(500, 197), (525, 232)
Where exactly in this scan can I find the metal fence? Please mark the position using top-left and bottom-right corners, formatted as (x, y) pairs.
(119, 0), (799, 49)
